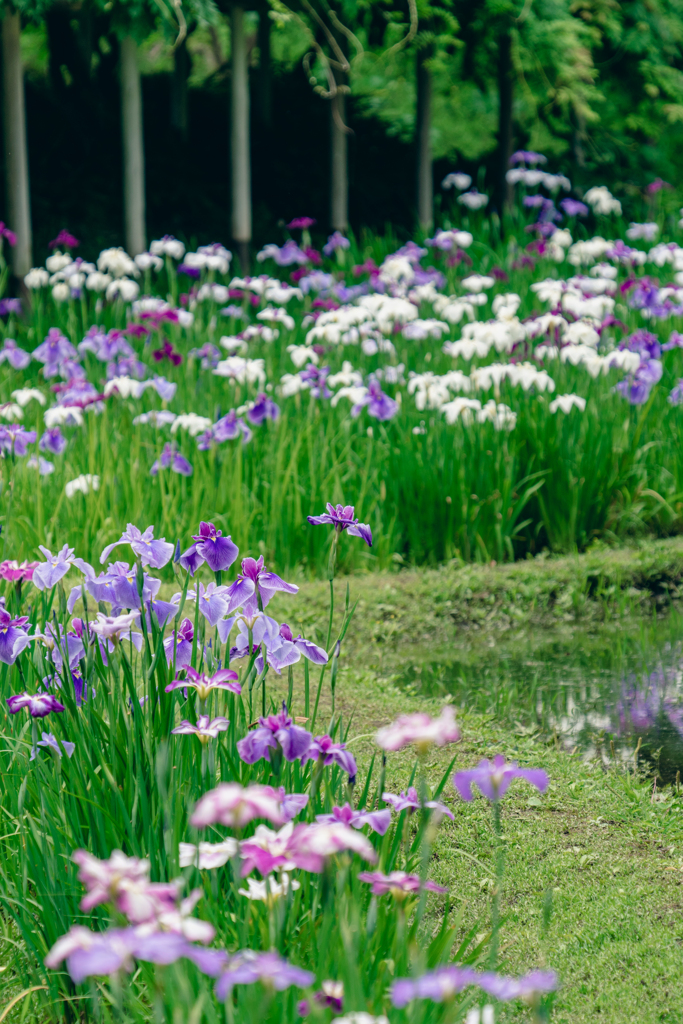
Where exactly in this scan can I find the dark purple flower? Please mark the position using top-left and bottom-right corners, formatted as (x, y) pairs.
(316, 802), (391, 835)
(100, 524), (174, 569)
(237, 704), (312, 765)
(213, 950), (315, 1001)
(307, 503), (372, 547)
(0, 424), (36, 456)
(163, 618), (194, 667)
(178, 263), (201, 279)
(150, 443), (193, 477)
(225, 555), (298, 615)
(620, 329), (661, 361)
(301, 734), (357, 780)
(39, 427), (67, 456)
(0, 610), (33, 665)
(0, 222), (16, 246)
(647, 177), (671, 195)
(179, 521), (238, 576)
(453, 754), (548, 802)
(560, 197), (589, 217)
(0, 339), (30, 369)
(247, 393), (280, 426)
(7, 691), (65, 716)
(49, 229), (80, 250)
(287, 217), (317, 230)
(0, 298), (22, 316)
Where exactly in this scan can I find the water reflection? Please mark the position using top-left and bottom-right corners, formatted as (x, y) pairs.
(397, 612), (683, 781)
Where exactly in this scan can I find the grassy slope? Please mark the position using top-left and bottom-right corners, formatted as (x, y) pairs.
(269, 537), (683, 1024)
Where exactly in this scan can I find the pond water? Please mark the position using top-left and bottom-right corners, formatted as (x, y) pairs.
(400, 611), (683, 782)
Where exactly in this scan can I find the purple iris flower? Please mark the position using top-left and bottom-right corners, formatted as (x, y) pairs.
(391, 966), (557, 1007)
(300, 364), (332, 399)
(212, 949), (315, 1000)
(189, 342), (222, 369)
(151, 443), (193, 477)
(179, 521), (238, 576)
(382, 787), (454, 819)
(278, 623), (328, 663)
(30, 731), (75, 761)
(107, 356), (147, 380)
(301, 734), (357, 781)
(0, 609), (33, 665)
(33, 544), (92, 590)
(621, 329), (661, 360)
(225, 556), (298, 615)
(43, 621), (84, 673)
(453, 754), (549, 802)
(7, 691), (65, 716)
(307, 503), (372, 547)
(79, 326), (134, 362)
(510, 150), (547, 165)
(275, 785), (309, 821)
(663, 331), (683, 352)
(316, 803), (391, 835)
(100, 524), (174, 569)
(247, 393), (280, 426)
(73, 561), (161, 614)
(0, 424), (36, 457)
(229, 615), (326, 674)
(0, 339), (30, 369)
(39, 427), (67, 456)
(258, 240), (309, 266)
(0, 297), (21, 316)
(614, 358), (662, 405)
(669, 380), (683, 406)
(323, 231), (350, 256)
(33, 328), (78, 372)
(560, 197), (588, 217)
(163, 618), (194, 666)
(351, 379), (399, 421)
(184, 581), (231, 626)
(237, 704), (313, 765)
(45, 926), (194, 985)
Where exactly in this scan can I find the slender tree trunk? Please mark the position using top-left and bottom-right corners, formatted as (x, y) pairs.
(170, 38), (189, 142)
(330, 90), (348, 231)
(231, 6), (251, 273)
(120, 35), (146, 256)
(2, 11), (32, 278)
(496, 30), (514, 218)
(256, 6), (271, 129)
(415, 51), (433, 232)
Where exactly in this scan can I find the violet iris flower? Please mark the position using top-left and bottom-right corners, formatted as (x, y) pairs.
(358, 871), (447, 897)
(49, 229), (80, 249)
(100, 524), (174, 569)
(316, 803), (391, 835)
(287, 216), (316, 230)
(190, 782), (287, 828)
(275, 786), (309, 821)
(30, 731), (75, 761)
(225, 555), (298, 615)
(247, 393), (280, 426)
(351, 379), (399, 421)
(163, 618), (194, 666)
(44, 926), (194, 984)
(171, 716), (230, 743)
(300, 364), (332, 399)
(237, 704), (312, 765)
(172, 581), (231, 625)
(33, 328), (78, 372)
(560, 197), (588, 217)
(614, 358), (662, 405)
(382, 787), (454, 819)
(307, 503), (372, 547)
(179, 521), (238, 575)
(151, 443), (193, 477)
(0, 339), (30, 369)
(0, 609), (34, 665)
(391, 966), (557, 1007)
(166, 665), (241, 700)
(7, 691), (65, 717)
(453, 754), (549, 802)
(0, 298), (21, 316)
(31, 544), (93, 591)
(212, 950), (314, 1001)
(258, 241), (309, 266)
(42, 621), (84, 673)
(323, 231), (350, 256)
(229, 616), (326, 674)
(39, 427), (67, 456)
(669, 380), (683, 406)
(0, 424), (36, 456)
(301, 734), (357, 781)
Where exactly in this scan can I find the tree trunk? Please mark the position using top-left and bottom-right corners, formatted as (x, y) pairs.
(330, 90), (348, 231)
(2, 11), (32, 278)
(415, 51), (433, 232)
(256, 5), (271, 129)
(120, 35), (146, 256)
(231, 5), (251, 272)
(496, 30), (514, 218)
(170, 38), (189, 142)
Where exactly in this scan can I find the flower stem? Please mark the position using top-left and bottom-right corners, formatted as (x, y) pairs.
(490, 798), (505, 969)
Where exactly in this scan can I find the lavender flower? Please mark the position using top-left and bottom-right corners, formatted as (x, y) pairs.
(0, 424), (36, 456)
(358, 870), (447, 897)
(163, 618), (194, 666)
(213, 950), (315, 1000)
(100, 524), (174, 569)
(453, 754), (548, 802)
(307, 503), (372, 547)
(669, 380), (683, 406)
(225, 555), (298, 615)
(45, 926), (193, 984)
(351, 380), (399, 421)
(301, 734), (357, 780)
(237, 704), (312, 765)
(150, 443), (193, 477)
(7, 691), (65, 717)
(257, 241), (309, 267)
(560, 197), (588, 217)
(382, 787), (454, 819)
(166, 666), (241, 700)
(300, 364), (332, 399)
(39, 427), (67, 456)
(30, 732), (75, 760)
(32, 328), (78, 373)
(391, 966), (557, 1007)
(316, 803), (391, 835)
(171, 716), (230, 743)
(0, 339), (30, 369)
(0, 298), (21, 316)
(179, 521), (238, 575)
(31, 544), (93, 591)
(323, 232), (350, 256)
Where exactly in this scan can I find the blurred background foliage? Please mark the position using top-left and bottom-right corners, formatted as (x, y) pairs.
(8, 0), (683, 254)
